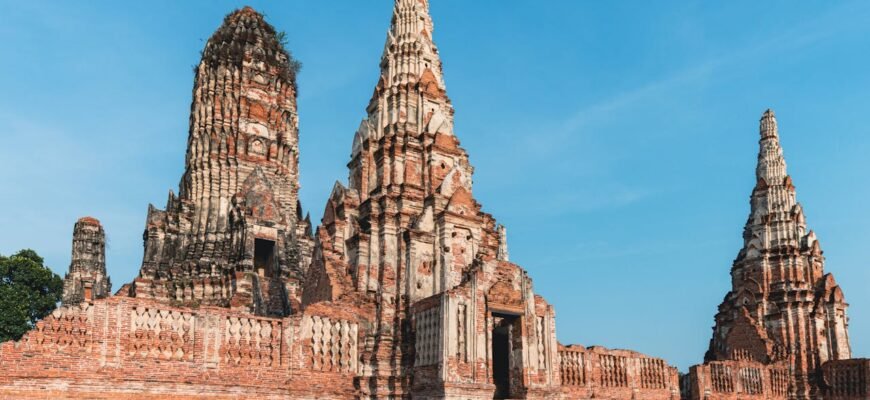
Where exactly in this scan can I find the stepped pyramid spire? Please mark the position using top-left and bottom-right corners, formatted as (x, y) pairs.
(312, 0), (488, 309)
(302, 1), (565, 397)
(746, 108), (800, 252)
(129, 7), (312, 317)
(348, 0), (463, 200)
(756, 109), (788, 185)
(379, 0), (448, 97)
(705, 109), (851, 399)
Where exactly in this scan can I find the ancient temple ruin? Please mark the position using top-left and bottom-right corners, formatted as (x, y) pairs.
(0, 2), (866, 399)
(683, 110), (862, 400)
(61, 217), (111, 305)
(302, 0), (565, 396)
(127, 8), (313, 317)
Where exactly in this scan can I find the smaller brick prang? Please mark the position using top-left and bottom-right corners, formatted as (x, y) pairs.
(62, 217), (111, 305)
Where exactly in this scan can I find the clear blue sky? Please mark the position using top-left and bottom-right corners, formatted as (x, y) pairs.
(1, 1), (868, 371)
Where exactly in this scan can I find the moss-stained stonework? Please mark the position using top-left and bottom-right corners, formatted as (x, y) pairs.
(129, 7), (313, 317)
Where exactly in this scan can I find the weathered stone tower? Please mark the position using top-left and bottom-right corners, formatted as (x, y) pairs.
(62, 217), (111, 305)
(701, 110), (852, 399)
(129, 7), (313, 316)
(302, 1), (564, 397)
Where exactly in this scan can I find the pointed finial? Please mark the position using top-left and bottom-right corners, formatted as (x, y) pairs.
(760, 108), (778, 140)
(755, 108), (787, 183)
(389, 0), (434, 38)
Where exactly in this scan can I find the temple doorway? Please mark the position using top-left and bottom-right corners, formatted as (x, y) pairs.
(491, 313), (519, 399)
(254, 238), (275, 277)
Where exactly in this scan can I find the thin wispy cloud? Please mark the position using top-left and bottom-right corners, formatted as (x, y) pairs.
(557, 1), (863, 142)
(498, 2), (868, 223)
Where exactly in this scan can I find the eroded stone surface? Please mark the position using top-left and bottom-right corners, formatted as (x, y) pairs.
(683, 110), (862, 400)
(127, 7), (313, 317)
(822, 359), (869, 399)
(62, 217), (111, 305)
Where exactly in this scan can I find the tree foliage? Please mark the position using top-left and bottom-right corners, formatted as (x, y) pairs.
(0, 249), (63, 342)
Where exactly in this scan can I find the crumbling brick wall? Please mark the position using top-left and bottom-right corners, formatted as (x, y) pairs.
(682, 359), (789, 400)
(823, 358), (870, 400)
(0, 296), (364, 399)
(558, 345), (681, 400)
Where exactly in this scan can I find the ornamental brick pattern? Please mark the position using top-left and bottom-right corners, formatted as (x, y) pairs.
(3, 2), (867, 400)
(822, 359), (869, 400)
(559, 345), (680, 399)
(0, 297), (364, 399)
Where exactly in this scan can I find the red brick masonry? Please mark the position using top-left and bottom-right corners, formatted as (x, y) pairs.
(0, 297), (362, 399)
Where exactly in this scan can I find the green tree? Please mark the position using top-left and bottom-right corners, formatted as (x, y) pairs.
(0, 249), (63, 342)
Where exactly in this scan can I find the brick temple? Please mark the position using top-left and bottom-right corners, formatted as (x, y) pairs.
(1, 2), (866, 399)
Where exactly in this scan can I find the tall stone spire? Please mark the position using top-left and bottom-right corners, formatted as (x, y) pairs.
(347, 0), (463, 200)
(308, 0), (488, 306)
(303, 1), (523, 396)
(62, 217), (111, 305)
(130, 7), (312, 316)
(705, 109), (851, 399)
